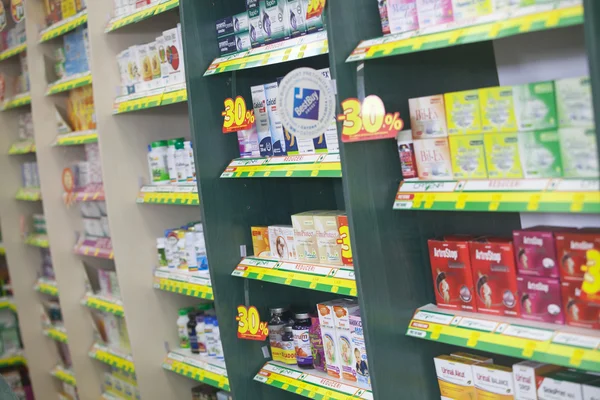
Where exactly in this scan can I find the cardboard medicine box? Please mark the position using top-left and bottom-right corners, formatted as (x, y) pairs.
(414, 138), (453, 180)
(514, 81), (558, 131)
(246, 0), (264, 48)
(268, 225), (298, 261)
(518, 130), (563, 178)
(473, 364), (515, 399)
(409, 94), (448, 139)
(517, 276), (564, 324)
(162, 26), (186, 87)
(349, 310), (369, 387)
(317, 300), (344, 380)
(291, 212), (319, 263)
(215, 12), (249, 38)
(428, 239), (477, 311)
(285, 0), (308, 38)
(387, 0), (419, 35)
(434, 355), (478, 399)
(512, 361), (563, 400)
(480, 86), (518, 133)
(513, 228), (560, 278)
(555, 231), (600, 282)
(537, 369), (593, 400)
(484, 132), (524, 179)
(332, 300), (360, 382)
(555, 76), (594, 128)
(449, 135), (488, 179)
(217, 32), (251, 56)
(561, 280), (600, 330)
(416, 0), (454, 29)
(469, 238), (520, 317)
(260, 0), (286, 44)
(558, 128), (599, 178)
(444, 89), (482, 135)
(251, 226), (270, 257)
(313, 211), (343, 266)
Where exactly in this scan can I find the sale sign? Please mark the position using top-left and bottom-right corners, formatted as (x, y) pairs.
(236, 305), (269, 341)
(338, 95), (404, 142)
(222, 96), (255, 133)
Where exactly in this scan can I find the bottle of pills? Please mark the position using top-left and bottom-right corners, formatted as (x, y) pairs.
(281, 326), (296, 365)
(292, 312), (313, 369)
(268, 307), (288, 363)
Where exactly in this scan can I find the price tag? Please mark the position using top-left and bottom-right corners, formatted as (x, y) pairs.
(222, 96), (255, 133)
(338, 95), (404, 142)
(236, 305), (269, 341)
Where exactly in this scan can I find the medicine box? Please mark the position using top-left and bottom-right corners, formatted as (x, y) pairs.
(409, 94), (448, 139)
(518, 130), (563, 178)
(480, 87), (518, 133)
(537, 369), (593, 400)
(162, 26), (186, 87)
(513, 361), (563, 400)
(513, 228), (560, 278)
(416, 0), (454, 29)
(317, 300), (344, 379)
(452, 0), (493, 22)
(558, 128), (599, 178)
(84, 218), (105, 238)
(237, 125), (260, 158)
(517, 276), (564, 324)
(264, 82), (287, 156)
(469, 238), (520, 317)
(450, 352), (493, 364)
(333, 300), (360, 382)
(484, 132), (524, 179)
(251, 84), (273, 157)
(217, 32), (251, 56)
(305, 0), (325, 34)
(414, 138), (453, 180)
(349, 311), (369, 387)
(260, 0), (286, 44)
(561, 280), (600, 330)
(251, 226), (271, 257)
(291, 212), (319, 263)
(387, 0), (419, 34)
(444, 89), (482, 135)
(434, 355), (478, 400)
(514, 81), (558, 131)
(268, 225), (298, 261)
(449, 135), (488, 179)
(246, 0), (264, 48)
(216, 12), (249, 38)
(555, 76), (594, 128)
(428, 239), (477, 311)
(285, 0), (307, 38)
(555, 231), (600, 282)
(473, 364), (515, 399)
(313, 211), (343, 266)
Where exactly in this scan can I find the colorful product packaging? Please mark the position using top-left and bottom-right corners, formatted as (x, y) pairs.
(217, 32), (251, 56)
(469, 238), (520, 317)
(251, 84), (272, 156)
(264, 82), (287, 156)
(479, 87), (518, 133)
(349, 311), (370, 387)
(251, 226), (271, 257)
(309, 315), (325, 372)
(162, 25), (186, 87)
(484, 132), (524, 179)
(246, 0), (264, 47)
(286, 0), (307, 37)
(558, 128), (599, 178)
(561, 280), (600, 330)
(451, 0), (493, 22)
(434, 355), (478, 399)
(555, 76), (594, 128)
(268, 225), (298, 261)
(513, 228), (560, 278)
(416, 0), (454, 29)
(449, 135), (488, 179)
(317, 300), (343, 379)
(444, 89), (482, 135)
(473, 364), (515, 399)
(378, 0), (391, 34)
(513, 81), (558, 132)
(517, 276), (564, 324)
(414, 138), (453, 180)
(332, 300), (360, 382)
(428, 239), (477, 311)
(409, 95), (448, 139)
(518, 130), (563, 178)
(260, 0), (286, 44)
(337, 214), (353, 267)
(237, 124), (261, 158)
(291, 212), (319, 263)
(537, 370), (593, 400)
(555, 231), (600, 282)
(397, 130), (418, 179)
(215, 12), (249, 38)
(387, 0), (419, 34)
(313, 211), (343, 266)
(512, 361), (563, 400)
(284, 127), (315, 155)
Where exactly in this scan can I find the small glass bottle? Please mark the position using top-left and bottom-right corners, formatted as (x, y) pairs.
(281, 325), (296, 365)
(268, 307), (287, 362)
(292, 313), (313, 369)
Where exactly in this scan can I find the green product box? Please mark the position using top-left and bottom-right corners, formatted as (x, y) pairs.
(260, 0), (286, 44)
(484, 132), (523, 179)
(518, 130), (563, 178)
(558, 128), (599, 178)
(479, 87), (518, 133)
(555, 76), (594, 128)
(449, 135), (488, 179)
(445, 90), (483, 135)
(514, 81), (557, 131)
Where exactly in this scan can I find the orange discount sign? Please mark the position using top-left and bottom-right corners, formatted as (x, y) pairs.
(222, 96), (255, 133)
(338, 95), (404, 142)
(236, 305), (269, 341)
(306, 0), (326, 20)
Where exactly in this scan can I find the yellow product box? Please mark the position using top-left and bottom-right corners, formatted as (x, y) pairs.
(434, 355), (478, 400)
(473, 364), (515, 399)
(452, 0), (493, 22)
(251, 226), (271, 257)
(484, 133), (523, 179)
(480, 87), (518, 133)
(449, 135), (488, 179)
(445, 90), (483, 135)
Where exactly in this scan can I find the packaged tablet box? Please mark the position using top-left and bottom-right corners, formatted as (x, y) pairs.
(518, 130), (563, 178)
(260, 0), (286, 44)
(561, 280), (600, 329)
(555, 76), (594, 128)
(450, 352), (493, 364)
(117, 49), (132, 96)
(556, 231), (600, 282)
(513, 361), (563, 400)
(409, 94), (448, 139)
(218, 32), (251, 56)
(332, 300), (360, 382)
(314, 211), (343, 266)
(305, 0), (325, 34)
(473, 364), (515, 399)
(135, 44), (151, 93)
(514, 81), (558, 131)
(484, 132), (524, 179)
(469, 238), (520, 317)
(517, 276), (564, 324)
(246, 0), (264, 48)
(285, 0), (307, 38)
(537, 369), (593, 400)
(251, 84), (273, 156)
(379, 0), (391, 34)
(558, 128), (599, 178)
(291, 212), (319, 263)
(416, 0), (454, 30)
(387, 0), (419, 34)
(317, 300), (344, 379)
(127, 46), (142, 94)
(445, 89), (483, 135)
(349, 310), (370, 387)
(513, 228), (560, 278)
(162, 25), (186, 87)
(147, 41), (163, 90)
(238, 124), (260, 158)
(414, 138), (453, 180)
(264, 82), (287, 156)
(284, 127), (315, 155)
(428, 239), (477, 311)
(452, 0), (493, 22)
(268, 225), (298, 261)
(251, 226), (271, 257)
(449, 135), (488, 179)
(434, 355), (478, 399)
(480, 86), (518, 133)
(216, 12), (249, 38)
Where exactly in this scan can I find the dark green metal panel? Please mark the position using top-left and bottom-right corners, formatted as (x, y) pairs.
(584, 0), (600, 166)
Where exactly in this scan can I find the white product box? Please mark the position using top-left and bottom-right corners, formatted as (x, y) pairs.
(473, 364), (515, 399)
(313, 211), (343, 266)
(117, 49), (130, 96)
(162, 25), (186, 87)
(83, 217), (105, 237)
(317, 300), (344, 380)
(251, 84), (272, 156)
(268, 225), (297, 261)
(260, 0), (286, 44)
(264, 82), (287, 156)
(513, 361), (562, 400)
(291, 212), (319, 263)
(332, 300), (360, 383)
(349, 310), (370, 388)
(434, 355), (478, 399)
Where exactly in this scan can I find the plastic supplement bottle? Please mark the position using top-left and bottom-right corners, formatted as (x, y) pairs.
(184, 141), (195, 182)
(177, 308), (190, 348)
(175, 139), (189, 183)
(167, 139), (180, 184)
(293, 312), (313, 369)
(281, 325), (296, 365)
(148, 140), (169, 184)
(188, 311), (199, 354)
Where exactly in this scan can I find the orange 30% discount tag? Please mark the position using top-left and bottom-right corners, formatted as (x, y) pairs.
(338, 95), (404, 143)
(236, 305), (269, 341)
(306, 0), (326, 19)
(222, 96), (255, 134)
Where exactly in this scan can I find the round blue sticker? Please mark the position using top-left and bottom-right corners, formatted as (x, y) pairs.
(278, 67), (336, 140)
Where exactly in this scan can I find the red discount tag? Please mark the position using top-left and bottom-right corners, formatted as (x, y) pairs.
(222, 96), (255, 133)
(236, 305), (269, 341)
(338, 95), (404, 143)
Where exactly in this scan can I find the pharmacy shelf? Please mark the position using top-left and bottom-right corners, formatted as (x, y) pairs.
(0, 43), (26, 61)
(105, 0), (179, 32)
(232, 257), (357, 296)
(153, 269), (213, 300)
(54, 130), (98, 146)
(73, 237), (113, 259)
(204, 31), (328, 76)
(254, 361), (373, 400)
(162, 349), (229, 391)
(393, 179), (600, 213)
(347, 5), (583, 62)
(0, 297), (17, 313)
(46, 72), (92, 95)
(50, 365), (76, 386)
(113, 85), (187, 114)
(0, 243), (4, 256)
(43, 326), (68, 344)
(64, 185), (106, 203)
(39, 10), (88, 43)
(8, 140), (35, 155)
(136, 185), (199, 205)
(221, 154), (342, 179)
(407, 304), (600, 373)
(25, 234), (50, 248)
(1, 93), (31, 111)
(34, 278), (59, 297)
(15, 187), (42, 201)
(0, 352), (26, 368)
(81, 293), (124, 317)
(89, 343), (135, 374)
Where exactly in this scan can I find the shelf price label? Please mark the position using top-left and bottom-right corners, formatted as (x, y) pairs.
(236, 305), (269, 341)
(338, 95), (404, 143)
(222, 96), (255, 133)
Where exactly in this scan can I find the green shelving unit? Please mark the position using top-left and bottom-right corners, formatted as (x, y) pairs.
(179, 1), (600, 398)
